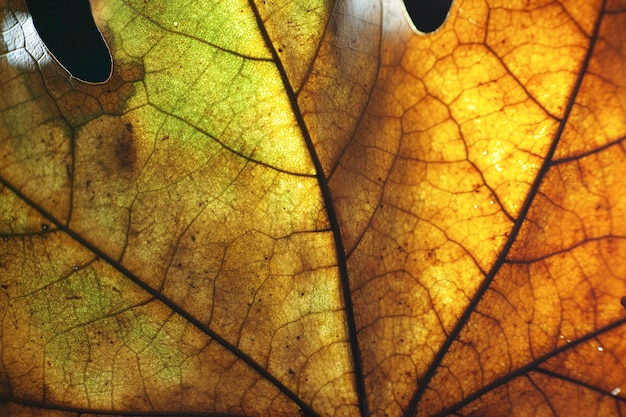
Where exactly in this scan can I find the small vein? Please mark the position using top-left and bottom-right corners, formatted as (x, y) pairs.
(552, 134), (626, 165)
(0, 396), (256, 417)
(147, 104), (316, 178)
(121, 0), (273, 63)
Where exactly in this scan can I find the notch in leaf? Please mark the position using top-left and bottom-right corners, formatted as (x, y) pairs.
(402, 0), (454, 33)
(25, 0), (112, 83)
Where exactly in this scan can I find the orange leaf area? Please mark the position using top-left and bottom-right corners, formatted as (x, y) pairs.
(332, 0), (626, 415)
(1, 0), (626, 416)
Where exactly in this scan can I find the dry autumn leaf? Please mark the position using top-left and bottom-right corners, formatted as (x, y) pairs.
(1, 0), (626, 415)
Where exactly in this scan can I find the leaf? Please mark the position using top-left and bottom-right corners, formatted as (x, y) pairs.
(1, 0), (625, 416)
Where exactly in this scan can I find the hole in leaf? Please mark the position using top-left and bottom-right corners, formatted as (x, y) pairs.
(25, 0), (112, 82)
(402, 0), (454, 33)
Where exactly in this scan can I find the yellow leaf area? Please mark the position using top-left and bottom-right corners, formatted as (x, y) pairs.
(0, 0), (624, 417)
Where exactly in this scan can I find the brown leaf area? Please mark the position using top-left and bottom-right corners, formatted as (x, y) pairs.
(1, 0), (626, 416)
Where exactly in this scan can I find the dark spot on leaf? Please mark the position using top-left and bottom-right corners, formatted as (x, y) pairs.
(105, 119), (139, 174)
(620, 296), (626, 310)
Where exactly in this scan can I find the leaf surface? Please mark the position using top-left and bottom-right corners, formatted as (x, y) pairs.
(1, 0), (625, 416)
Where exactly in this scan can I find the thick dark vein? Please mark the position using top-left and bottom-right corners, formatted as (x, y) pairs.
(0, 175), (318, 417)
(535, 368), (626, 401)
(403, 1), (609, 416)
(427, 317), (626, 417)
(246, 1), (370, 416)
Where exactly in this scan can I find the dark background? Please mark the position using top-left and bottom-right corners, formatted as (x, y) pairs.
(405, 0), (453, 33)
(25, 0), (453, 83)
(25, 0), (111, 82)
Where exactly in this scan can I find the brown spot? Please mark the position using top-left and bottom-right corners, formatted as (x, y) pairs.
(114, 122), (138, 172)
(65, 295), (81, 300)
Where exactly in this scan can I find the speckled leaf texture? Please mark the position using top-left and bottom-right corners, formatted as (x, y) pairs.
(1, 0), (626, 416)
